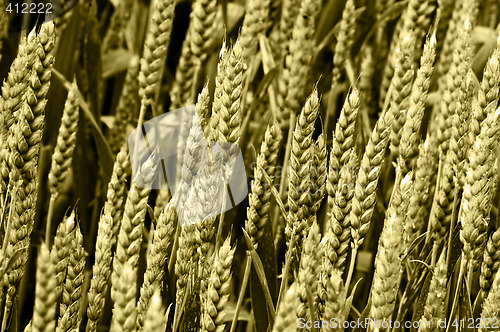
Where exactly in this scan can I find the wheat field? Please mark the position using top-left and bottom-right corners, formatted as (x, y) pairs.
(0, 0), (500, 331)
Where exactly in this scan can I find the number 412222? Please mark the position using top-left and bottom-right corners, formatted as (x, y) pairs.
(5, 2), (53, 14)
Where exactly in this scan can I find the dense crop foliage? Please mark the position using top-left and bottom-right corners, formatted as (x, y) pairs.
(1, 0), (500, 331)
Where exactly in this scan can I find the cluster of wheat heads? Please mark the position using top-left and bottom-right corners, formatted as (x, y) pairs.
(1, 0), (500, 331)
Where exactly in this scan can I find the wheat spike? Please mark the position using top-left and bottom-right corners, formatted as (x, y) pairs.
(282, 0), (320, 118)
(436, 17), (472, 157)
(296, 222), (321, 322)
(470, 34), (500, 139)
(328, 150), (356, 273)
(174, 225), (198, 310)
(286, 89), (320, 242)
(387, 34), (416, 156)
(272, 283), (300, 332)
(480, 228), (500, 293)
(311, 132), (327, 215)
(460, 107), (500, 271)
(48, 80), (80, 196)
(31, 244), (57, 332)
(51, 213), (76, 301)
(86, 212), (114, 332)
(435, 0), (476, 88)
(350, 109), (393, 250)
(190, 0), (218, 62)
(399, 33), (437, 173)
(321, 269), (345, 331)
(331, 0), (356, 84)
(200, 236), (235, 332)
(86, 144), (132, 332)
(369, 173), (412, 321)
(327, 86), (360, 189)
(217, 40), (244, 147)
(0, 31), (37, 195)
(111, 262), (138, 332)
(137, 202), (177, 328)
(278, 0), (300, 63)
(143, 291), (166, 332)
(418, 250), (448, 332)
(58, 222), (86, 332)
(111, 178), (152, 304)
(245, 121), (282, 245)
(209, 44), (229, 143)
(102, 0), (134, 52)
(240, 0), (270, 67)
(406, 139), (437, 245)
(107, 145), (131, 247)
(379, 0), (435, 111)
(138, 0), (175, 110)
(479, 272), (500, 332)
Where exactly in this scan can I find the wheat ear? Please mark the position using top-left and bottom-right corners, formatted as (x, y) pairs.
(369, 173), (412, 322)
(460, 107), (500, 273)
(321, 269), (345, 331)
(143, 290), (166, 332)
(272, 283), (300, 332)
(479, 273), (500, 332)
(436, 17), (472, 157)
(110, 262), (138, 332)
(285, 89), (320, 241)
(200, 236), (235, 332)
(31, 243), (57, 332)
(418, 250), (448, 332)
(58, 222), (86, 332)
(51, 213), (76, 301)
(331, 0), (356, 84)
(48, 80), (79, 195)
(107, 145), (131, 247)
(240, 0), (270, 66)
(350, 108), (393, 251)
(86, 146), (132, 332)
(328, 149), (356, 273)
(399, 33), (436, 173)
(470, 34), (500, 140)
(170, 34), (195, 109)
(0, 31), (37, 195)
(327, 86), (359, 189)
(190, 0), (218, 63)
(137, 202), (177, 328)
(111, 165), (154, 304)
(296, 221), (321, 322)
(282, 0), (320, 117)
(138, 0), (175, 110)
(245, 121), (282, 245)
(480, 228), (500, 293)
